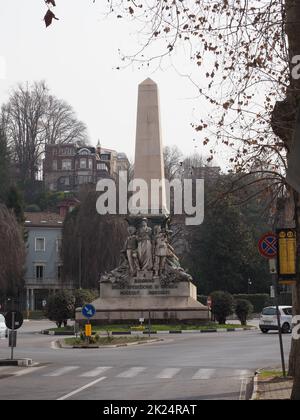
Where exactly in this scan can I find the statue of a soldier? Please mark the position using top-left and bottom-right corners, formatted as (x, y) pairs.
(153, 225), (168, 276)
(124, 226), (140, 276)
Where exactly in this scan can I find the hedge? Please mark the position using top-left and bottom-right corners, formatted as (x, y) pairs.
(233, 294), (272, 313)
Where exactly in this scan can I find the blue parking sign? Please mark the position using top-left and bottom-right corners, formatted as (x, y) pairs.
(82, 304), (96, 319)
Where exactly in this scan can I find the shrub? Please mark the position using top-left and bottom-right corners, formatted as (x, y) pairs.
(211, 291), (234, 325)
(45, 290), (75, 328)
(73, 289), (98, 309)
(233, 294), (271, 313)
(234, 299), (253, 326)
(25, 204), (41, 212)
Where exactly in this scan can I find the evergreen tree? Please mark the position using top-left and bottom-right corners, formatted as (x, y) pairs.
(188, 196), (269, 295)
(6, 185), (25, 224)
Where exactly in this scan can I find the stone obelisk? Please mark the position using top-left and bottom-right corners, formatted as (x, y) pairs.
(76, 79), (208, 325)
(133, 78), (167, 215)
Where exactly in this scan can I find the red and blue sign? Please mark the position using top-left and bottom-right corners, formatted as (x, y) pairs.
(258, 232), (277, 259)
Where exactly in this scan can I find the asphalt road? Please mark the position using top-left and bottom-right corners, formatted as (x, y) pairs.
(0, 320), (291, 400)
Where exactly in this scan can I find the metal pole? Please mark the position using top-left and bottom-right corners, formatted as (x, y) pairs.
(148, 311), (151, 337)
(10, 311), (15, 361)
(272, 273), (286, 377)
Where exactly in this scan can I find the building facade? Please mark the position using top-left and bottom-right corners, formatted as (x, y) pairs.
(24, 212), (73, 311)
(44, 142), (129, 192)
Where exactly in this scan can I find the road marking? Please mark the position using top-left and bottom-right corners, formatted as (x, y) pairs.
(234, 369), (250, 379)
(239, 378), (249, 400)
(192, 368), (215, 380)
(14, 366), (47, 377)
(117, 367), (146, 378)
(80, 367), (112, 377)
(57, 376), (106, 400)
(156, 368), (181, 379)
(44, 366), (80, 377)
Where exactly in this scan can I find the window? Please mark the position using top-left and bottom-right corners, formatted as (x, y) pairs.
(78, 175), (93, 184)
(62, 159), (72, 170)
(262, 307), (276, 316)
(35, 238), (45, 252)
(97, 163), (108, 171)
(80, 159), (87, 169)
(89, 159), (93, 170)
(57, 265), (63, 281)
(52, 160), (57, 171)
(100, 153), (110, 161)
(282, 308), (292, 316)
(36, 265), (44, 281)
(79, 148), (90, 155)
(56, 238), (62, 254)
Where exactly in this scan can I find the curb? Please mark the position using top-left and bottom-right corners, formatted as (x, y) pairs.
(111, 327), (255, 335)
(58, 338), (163, 349)
(42, 327), (255, 336)
(0, 358), (33, 367)
(41, 330), (75, 336)
(251, 373), (259, 400)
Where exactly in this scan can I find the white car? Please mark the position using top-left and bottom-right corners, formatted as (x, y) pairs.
(259, 305), (292, 334)
(0, 314), (8, 338)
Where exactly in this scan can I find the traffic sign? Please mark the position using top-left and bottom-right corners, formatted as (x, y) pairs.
(82, 304), (96, 319)
(258, 232), (277, 258)
(5, 311), (23, 330)
(277, 228), (296, 282)
(85, 324), (92, 337)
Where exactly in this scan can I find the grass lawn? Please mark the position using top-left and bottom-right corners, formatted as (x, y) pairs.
(64, 335), (151, 347)
(91, 323), (251, 332)
(258, 369), (285, 380)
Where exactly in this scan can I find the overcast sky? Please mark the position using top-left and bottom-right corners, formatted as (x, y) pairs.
(0, 0), (233, 167)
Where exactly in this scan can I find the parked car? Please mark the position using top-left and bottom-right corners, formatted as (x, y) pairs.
(0, 314), (8, 338)
(259, 306), (292, 334)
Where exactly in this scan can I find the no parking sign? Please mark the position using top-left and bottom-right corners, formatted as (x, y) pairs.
(258, 232), (277, 259)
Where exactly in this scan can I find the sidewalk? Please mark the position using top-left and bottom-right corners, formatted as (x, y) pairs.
(253, 370), (293, 400)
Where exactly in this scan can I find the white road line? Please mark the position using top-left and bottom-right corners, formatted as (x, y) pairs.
(192, 368), (215, 380)
(14, 366), (47, 377)
(80, 367), (112, 377)
(44, 366), (80, 377)
(57, 376), (106, 401)
(235, 369), (250, 379)
(117, 367), (146, 378)
(156, 368), (181, 379)
(239, 378), (248, 400)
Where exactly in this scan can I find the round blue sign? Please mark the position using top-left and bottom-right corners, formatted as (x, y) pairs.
(258, 232), (277, 259)
(82, 304), (96, 319)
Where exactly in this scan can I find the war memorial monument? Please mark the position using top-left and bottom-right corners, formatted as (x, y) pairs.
(77, 78), (208, 323)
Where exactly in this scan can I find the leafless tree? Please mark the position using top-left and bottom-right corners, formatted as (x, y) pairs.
(1, 81), (88, 183)
(163, 145), (183, 181)
(62, 190), (128, 289)
(0, 204), (25, 297)
(104, 0), (300, 398)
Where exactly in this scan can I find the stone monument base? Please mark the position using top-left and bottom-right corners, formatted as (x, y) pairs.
(76, 279), (209, 324)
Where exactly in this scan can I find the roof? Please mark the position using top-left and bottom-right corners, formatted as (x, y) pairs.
(24, 212), (64, 228)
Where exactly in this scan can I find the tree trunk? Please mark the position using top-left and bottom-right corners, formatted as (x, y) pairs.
(271, 0), (300, 400)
